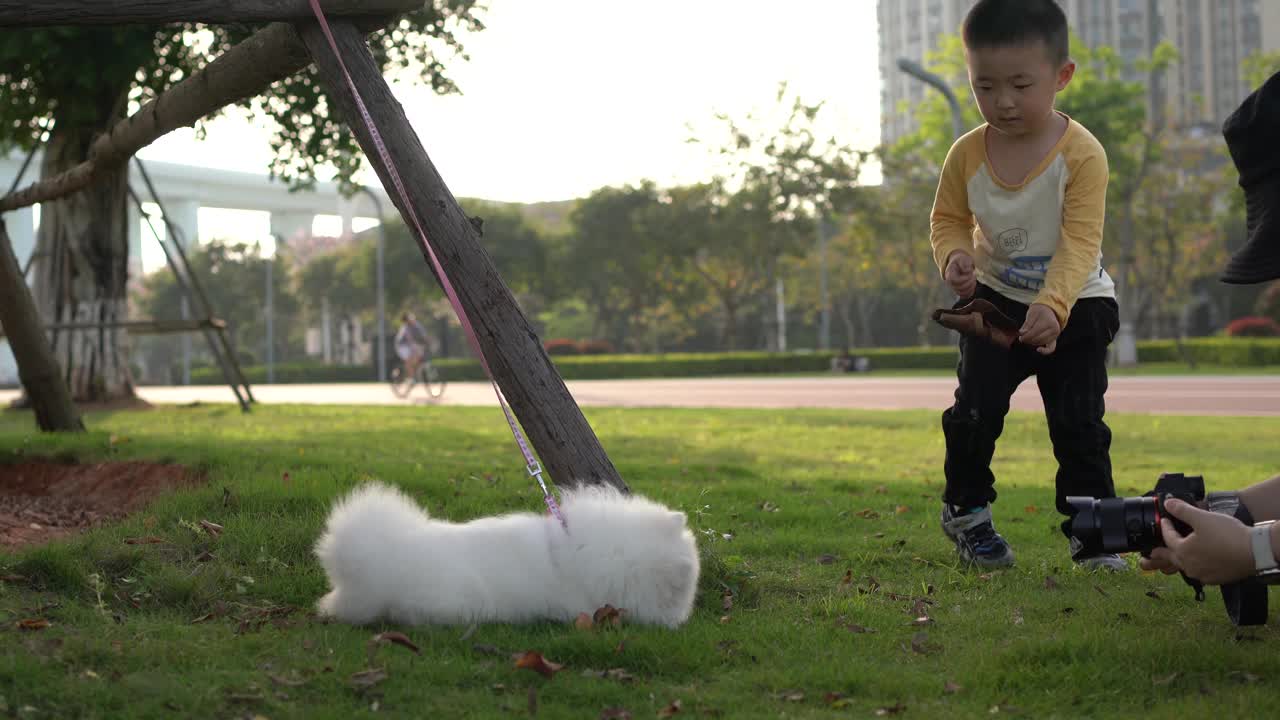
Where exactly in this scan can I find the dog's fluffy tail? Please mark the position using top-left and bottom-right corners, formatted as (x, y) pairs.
(314, 482), (426, 622)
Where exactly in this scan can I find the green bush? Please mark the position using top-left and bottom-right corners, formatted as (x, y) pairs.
(182, 338), (1280, 385)
(1137, 338), (1280, 365)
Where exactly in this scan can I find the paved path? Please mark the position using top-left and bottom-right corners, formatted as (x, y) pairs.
(3, 376), (1278, 416)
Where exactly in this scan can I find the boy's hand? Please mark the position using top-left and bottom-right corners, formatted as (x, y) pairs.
(944, 251), (976, 298)
(1019, 303), (1060, 354)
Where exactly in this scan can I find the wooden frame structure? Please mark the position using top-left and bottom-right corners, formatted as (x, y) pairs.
(0, 0), (628, 491)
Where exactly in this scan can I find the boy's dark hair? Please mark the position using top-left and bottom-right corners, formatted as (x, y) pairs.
(962, 0), (1069, 65)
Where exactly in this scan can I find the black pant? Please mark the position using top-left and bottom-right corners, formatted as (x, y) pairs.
(941, 284), (1120, 537)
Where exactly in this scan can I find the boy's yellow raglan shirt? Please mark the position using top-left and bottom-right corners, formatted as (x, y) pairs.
(929, 115), (1115, 328)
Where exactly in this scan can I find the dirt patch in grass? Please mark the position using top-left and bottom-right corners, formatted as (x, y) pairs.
(0, 461), (199, 549)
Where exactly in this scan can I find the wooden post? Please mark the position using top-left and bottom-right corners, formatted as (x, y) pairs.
(0, 220), (84, 432)
(0, 0), (422, 27)
(296, 20), (628, 494)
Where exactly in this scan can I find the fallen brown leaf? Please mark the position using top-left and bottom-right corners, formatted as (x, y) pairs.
(18, 618), (50, 631)
(875, 702), (907, 716)
(658, 699), (683, 717)
(593, 604), (624, 627)
(855, 508), (881, 519)
(575, 612), (594, 631)
(124, 536), (166, 545)
(514, 651), (564, 678)
(1044, 575), (1059, 590)
(839, 570), (853, 588)
(349, 668), (388, 690)
(1093, 584), (1109, 597)
(824, 691), (848, 706)
(1024, 504), (1039, 514)
(282, 472), (292, 485)
(874, 485), (888, 494)
(371, 631), (420, 655)
(199, 520), (224, 538)
(600, 708), (632, 720)
(944, 680), (962, 694)
(895, 505), (910, 515)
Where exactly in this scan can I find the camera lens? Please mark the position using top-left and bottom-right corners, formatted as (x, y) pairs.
(1066, 496), (1160, 556)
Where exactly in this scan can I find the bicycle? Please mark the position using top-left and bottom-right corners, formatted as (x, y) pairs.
(389, 357), (447, 399)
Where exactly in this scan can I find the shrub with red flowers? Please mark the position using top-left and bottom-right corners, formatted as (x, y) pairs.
(577, 339), (616, 355)
(543, 338), (580, 355)
(1224, 316), (1280, 337)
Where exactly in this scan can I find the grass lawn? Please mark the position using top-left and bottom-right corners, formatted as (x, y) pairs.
(1, 403), (1278, 719)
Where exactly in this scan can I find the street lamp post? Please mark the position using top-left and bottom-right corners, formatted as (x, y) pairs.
(896, 58), (965, 140)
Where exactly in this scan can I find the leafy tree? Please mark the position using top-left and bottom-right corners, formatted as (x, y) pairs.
(0, 4), (484, 400)
(563, 183), (673, 348)
(137, 239), (302, 379)
(692, 86), (865, 350)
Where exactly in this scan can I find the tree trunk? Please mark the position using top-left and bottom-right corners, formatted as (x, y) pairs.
(720, 297), (739, 351)
(0, 221), (84, 431)
(1111, 206), (1140, 366)
(30, 123), (136, 402)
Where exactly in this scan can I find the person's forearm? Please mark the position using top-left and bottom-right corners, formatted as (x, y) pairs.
(1240, 474), (1280, 522)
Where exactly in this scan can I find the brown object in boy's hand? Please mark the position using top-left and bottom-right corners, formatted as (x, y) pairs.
(932, 299), (1020, 349)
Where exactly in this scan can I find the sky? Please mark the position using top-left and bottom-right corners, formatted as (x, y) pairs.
(132, 0), (885, 271)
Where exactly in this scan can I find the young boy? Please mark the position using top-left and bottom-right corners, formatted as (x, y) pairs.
(929, 0), (1124, 571)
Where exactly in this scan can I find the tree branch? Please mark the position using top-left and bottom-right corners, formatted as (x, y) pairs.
(0, 0), (419, 26)
(0, 18), (389, 213)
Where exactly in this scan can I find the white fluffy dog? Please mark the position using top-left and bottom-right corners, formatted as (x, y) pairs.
(314, 482), (700, 628)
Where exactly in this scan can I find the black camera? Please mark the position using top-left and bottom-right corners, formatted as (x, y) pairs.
(1067, 473), (1280, 626)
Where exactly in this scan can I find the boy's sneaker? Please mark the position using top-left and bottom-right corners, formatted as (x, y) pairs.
(1069, 537), (1128, 571)
(941, 504), (1015, 569)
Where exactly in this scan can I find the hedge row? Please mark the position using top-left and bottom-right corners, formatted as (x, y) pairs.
(185, 338), (1280, 385)
(1136, 338), (1280, 365)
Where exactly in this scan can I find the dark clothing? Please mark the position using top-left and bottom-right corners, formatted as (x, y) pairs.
(941, 283), (1120, 536)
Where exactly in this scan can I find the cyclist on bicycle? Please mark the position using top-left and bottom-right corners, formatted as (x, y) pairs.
(394, 311), (431, 380)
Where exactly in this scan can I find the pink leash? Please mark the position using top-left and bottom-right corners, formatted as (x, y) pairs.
(306, 0), (567, 530)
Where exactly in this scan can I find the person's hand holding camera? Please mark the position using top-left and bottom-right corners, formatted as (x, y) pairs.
(1140, 499), (1258, 585)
